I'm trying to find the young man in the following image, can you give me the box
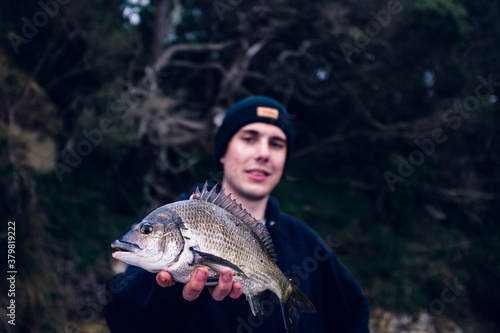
[104,96,370,332]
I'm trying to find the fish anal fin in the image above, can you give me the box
[246,292,265,316]
[189,247,246,277]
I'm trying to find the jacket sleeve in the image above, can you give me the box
[104,265,210,332]
[317,237,370,333]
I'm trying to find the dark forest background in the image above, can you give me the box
[0,0,499,332]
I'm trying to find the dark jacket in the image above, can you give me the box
[104,183,370,332]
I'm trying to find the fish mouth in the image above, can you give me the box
[111,240,141,253]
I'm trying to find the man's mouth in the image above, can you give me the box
[248,170,270,176]
[246,169,271,181]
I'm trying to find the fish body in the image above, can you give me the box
[111,183,315,332]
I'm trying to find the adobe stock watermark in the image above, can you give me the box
[340,0,404,64]
[411,276,466,319]
[53,71,169,182]
[6,221,17,326]
[384,74,499,192]
[7,0,70,54]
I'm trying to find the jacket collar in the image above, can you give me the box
[265,197,281,228]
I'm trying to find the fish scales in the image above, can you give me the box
[169,199,282,296]
[111,182,316,333]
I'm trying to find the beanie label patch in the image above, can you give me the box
[257,106,279,119]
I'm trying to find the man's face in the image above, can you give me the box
[220,122,287,201]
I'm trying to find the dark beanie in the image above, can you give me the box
[214,96,295,171]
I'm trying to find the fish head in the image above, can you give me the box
[111,207,185,272]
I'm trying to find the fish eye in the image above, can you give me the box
[140,223,153,234]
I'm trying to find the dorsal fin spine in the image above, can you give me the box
[195,186,202,197]
[212,191,226,206]
[207,186,218,202]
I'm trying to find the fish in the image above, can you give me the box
[111,182,316,332]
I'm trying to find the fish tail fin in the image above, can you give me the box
[281,283,316,333]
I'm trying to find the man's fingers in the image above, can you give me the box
[209,269,237,301]
[183,267,208,301]
[156,271,175,287]
[229,281,243,299]
[189,193,200,200]
[179,267,243,302]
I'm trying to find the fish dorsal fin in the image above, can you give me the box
[195,182,278,262]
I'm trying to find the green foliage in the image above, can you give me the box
[409,0,469,46]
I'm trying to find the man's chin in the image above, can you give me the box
[241,191,268,202]
[239,183,273,200]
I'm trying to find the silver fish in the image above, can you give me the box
[111,182,316,332]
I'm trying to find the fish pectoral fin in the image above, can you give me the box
[246,293,265,316]
[205,277,220,286]
[189,247,246,277]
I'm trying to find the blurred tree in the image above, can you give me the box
[0,0,498,332]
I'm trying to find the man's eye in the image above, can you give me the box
[243,136,255,142]
[271,141,285,149]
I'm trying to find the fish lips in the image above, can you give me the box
[111,239,141,254]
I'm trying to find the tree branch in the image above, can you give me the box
[153,40,239,73]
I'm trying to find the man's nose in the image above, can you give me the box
[255,140,270,161]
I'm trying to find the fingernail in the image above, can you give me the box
[159,277,166,283]
[196,270,207,279]
[221,273,231,281]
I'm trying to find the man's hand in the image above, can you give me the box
[155,191,243,301]
[155,268,243,301]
